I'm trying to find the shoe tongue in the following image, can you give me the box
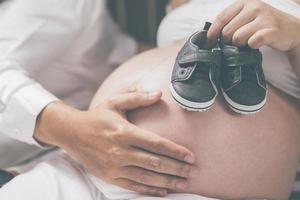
[202,37,215,50]
[192,31,215,50]
[243,65,257,82]
[194,63,210,80]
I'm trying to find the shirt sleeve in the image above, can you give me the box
[0,0,89,146]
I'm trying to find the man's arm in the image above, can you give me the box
[0,0,86,145]
[0,0,196,195]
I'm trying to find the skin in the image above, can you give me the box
[169,0,190,10]
[207,0,300,78]
[91,43,300,200]
[34,0,300,197]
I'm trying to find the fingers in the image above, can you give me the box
[248,28,275,49]
[232,19,260,46]
[208,1,244,40]
[126,124,196,164]
[208,0,283,49]
[126,148,196,178]
[112,178,168,197]
[222,7,256,42]
[108,90,162,111]
[120,166,189,191]
[120,86,138,94]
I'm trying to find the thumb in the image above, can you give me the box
[108,90,162,111]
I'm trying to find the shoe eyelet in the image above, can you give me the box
[179,70,186,75]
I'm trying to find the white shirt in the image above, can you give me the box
[0,0,136,167]
[158,0,300,101]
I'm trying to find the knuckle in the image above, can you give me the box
[112,123,130,141]
[165,177,176,189]
[216,15,228,26]
[138,171,150,183]
[232,34,243,45]
[222,27,232,38]
[147,157,162,169]
[115,123,127,135]
[257,32,268,43]
[107,146,124,163]
[151,140,164,152]
[248,40,257,49]
[129,183,146,193]
[232,34,239,43]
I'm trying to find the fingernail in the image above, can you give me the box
[176,181,188,190]
[184,155,195,164]
[147,90,161,98]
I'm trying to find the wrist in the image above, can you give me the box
[33,101,82,148]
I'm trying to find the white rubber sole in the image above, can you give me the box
[222,88,267,115]
[170,84,216,112]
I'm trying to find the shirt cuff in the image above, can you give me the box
[1,83,59,147]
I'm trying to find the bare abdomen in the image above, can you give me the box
[95,45,300,200]
[128,85,300,200]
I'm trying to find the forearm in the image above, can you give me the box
[0,0,89,145]
[33,101,82,148]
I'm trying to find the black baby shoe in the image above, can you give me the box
[170,23,220,111]
[221,44,267,114]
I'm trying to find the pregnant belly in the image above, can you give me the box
[128,86,300,200]
[94,43,300,200]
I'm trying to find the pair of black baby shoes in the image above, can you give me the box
[170,22,267,114]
